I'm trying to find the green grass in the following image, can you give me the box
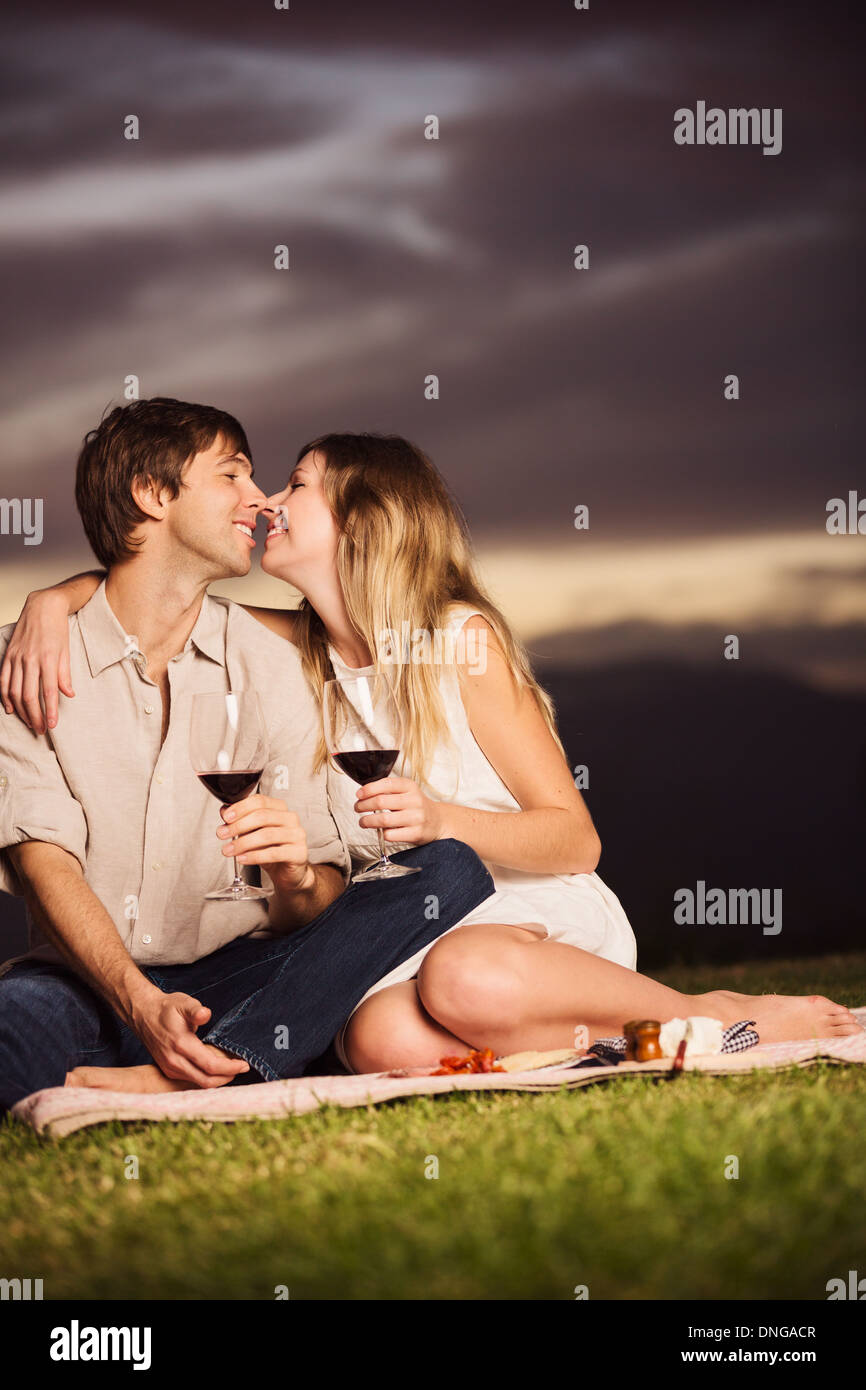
[1,952,865,1300]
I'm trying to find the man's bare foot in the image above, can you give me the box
[693,989,863,1045]
[66,1064,192,1093]
[65,1045,250,1094]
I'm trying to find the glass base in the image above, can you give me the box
[204,884,274,900]
[351,861,422,883]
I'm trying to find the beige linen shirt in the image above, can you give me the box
[0,580,350,975]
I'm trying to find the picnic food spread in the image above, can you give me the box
[432,1047,584,1075]
[432,1048,505,1075]
[623,1019,663,1062]
[659,1015,724,1056]
[496,1047,584,1072]
[430,1018,729,1077]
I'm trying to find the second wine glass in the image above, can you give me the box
[323,674,421,883]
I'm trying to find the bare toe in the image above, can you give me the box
[696,988,865,1044]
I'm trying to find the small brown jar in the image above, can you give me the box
[624,1019,663,1062]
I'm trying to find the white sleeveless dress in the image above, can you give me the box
[327,602,637,1069]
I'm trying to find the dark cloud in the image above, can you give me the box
[8,0,861,55]
[531,617,866,694]
[0,2,863,588]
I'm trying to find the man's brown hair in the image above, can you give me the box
[75,397,252,568]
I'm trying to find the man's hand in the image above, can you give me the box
[129,988,250,1087]
[217,793,312,890]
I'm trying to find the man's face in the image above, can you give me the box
[161,435,266,579]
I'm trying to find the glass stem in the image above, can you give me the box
[376,828,391,866]
[231,855,245,890]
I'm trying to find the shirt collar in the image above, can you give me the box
[78,578,227,677]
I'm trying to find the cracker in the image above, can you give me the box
[496,1047,583,1073]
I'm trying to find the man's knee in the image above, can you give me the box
[406,838,494,910]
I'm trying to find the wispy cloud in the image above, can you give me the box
[1,7,863,697]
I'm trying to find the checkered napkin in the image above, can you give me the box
[581,1019,759,1067]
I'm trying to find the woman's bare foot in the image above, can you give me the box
[694,990,863,1046]
[65,1046,249,1093]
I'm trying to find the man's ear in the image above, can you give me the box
[131,474,171,521]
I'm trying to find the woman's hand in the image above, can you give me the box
[0,588,75,733]
[354,775,447,845]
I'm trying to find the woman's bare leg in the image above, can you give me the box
[413,923,863,1054]
[344,925,716,1072]
[343,981,473,1073]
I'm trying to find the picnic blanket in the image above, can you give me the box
[12,1007,866,1137]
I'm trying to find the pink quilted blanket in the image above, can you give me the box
[10,1006,866,1137]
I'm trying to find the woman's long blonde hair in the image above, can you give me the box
[292,433,567,791]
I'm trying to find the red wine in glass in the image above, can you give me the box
[189,691,272,901]
[323,675,421,883]
[333,750,398,784]
[198,770,264,803]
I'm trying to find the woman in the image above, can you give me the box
[2,432,860,1077]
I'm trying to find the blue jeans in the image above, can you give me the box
[0,839,493,1113]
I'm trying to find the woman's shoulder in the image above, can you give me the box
[437,605,512,707]
[441,600,494,633]
[441,604,506,661]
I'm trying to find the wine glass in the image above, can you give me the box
[323,674,421,883]
[190,691,273,901]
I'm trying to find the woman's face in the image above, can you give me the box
[260,449,340,586]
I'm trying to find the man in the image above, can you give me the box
[0,398,493,1112]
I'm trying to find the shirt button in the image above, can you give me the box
[152,862,162,871]
[155,774,164,784]
[0,774,7,789]
[142,934,152,945]
[144,704,154,715]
